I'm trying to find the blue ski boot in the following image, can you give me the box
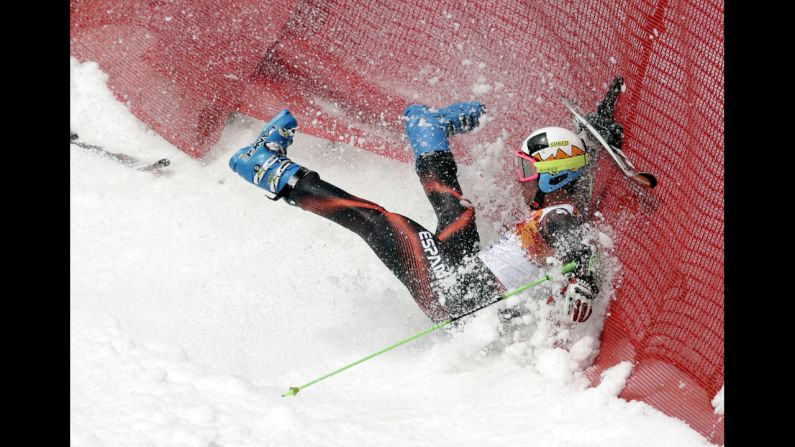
[229,109,309,201]
[404,101,486,162]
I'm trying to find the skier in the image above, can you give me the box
[228,86,624,324]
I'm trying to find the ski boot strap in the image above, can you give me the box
[265,166,312,203]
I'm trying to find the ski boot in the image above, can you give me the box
[404,102,486,162]
[229,109,309,201]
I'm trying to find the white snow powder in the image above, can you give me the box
[472,82,493,95]
[711,386,724,415]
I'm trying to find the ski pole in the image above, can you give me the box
[282,261,577,397]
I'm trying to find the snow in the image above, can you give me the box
[70,57,717,446]
[598,231,614,249]
[472,78,493,95]
[712,386,724,415]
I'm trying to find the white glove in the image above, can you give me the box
[560,277,596,323]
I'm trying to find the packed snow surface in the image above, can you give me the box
[70,58,715,446]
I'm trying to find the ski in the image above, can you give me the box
[563,99,657,189]
[70,132,171,173]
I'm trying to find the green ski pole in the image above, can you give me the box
[282,261,576,397]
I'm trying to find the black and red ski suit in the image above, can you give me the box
[284,151,501,322]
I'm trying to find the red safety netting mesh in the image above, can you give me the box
[71,0,724,443]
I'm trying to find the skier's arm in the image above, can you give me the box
[539,211,599,323]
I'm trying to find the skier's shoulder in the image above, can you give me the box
[516,202,580,237]
[509,201,585,261]
[479,202,585,260]
[532,203,578,227]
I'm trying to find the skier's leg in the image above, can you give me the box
[404,102,485,262]
[229,108,499,320]
[416,151,480,261]
[289,172,500,319]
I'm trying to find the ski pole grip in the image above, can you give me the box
[562,261,577,275]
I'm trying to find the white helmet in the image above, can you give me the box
[516,127,589,193]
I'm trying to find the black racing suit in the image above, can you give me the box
[284,151,501,322]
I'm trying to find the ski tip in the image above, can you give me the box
[282,386,300,397]
[633,173,657,188]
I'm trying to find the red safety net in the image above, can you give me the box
[71,0,724,443]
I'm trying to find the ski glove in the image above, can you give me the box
[556,245,600,323]
[560,276,596,323]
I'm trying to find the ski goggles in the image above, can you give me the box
[515,151,588,183]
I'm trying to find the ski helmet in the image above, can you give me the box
[516,127,589,193]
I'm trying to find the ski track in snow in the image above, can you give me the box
[70,58,716,446]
